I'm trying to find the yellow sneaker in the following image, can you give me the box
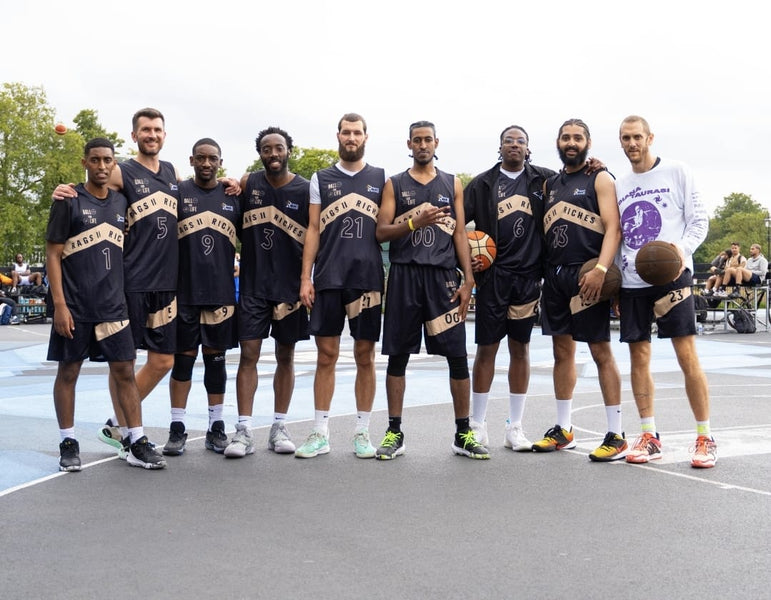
[589,432,627,462]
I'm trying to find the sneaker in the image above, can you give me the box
[713,289,728,298]
[268,421,296,454]
[625,431,662,463]
[9,315,21,325]
[162,422,187,456]
[353,428,376,459]
[702,289,713,297]
[205,420,228,453]
[589,431,628,462]
[118,436,131,460]
[727,290,740,299]
[59,438,81,472]
[690,435,717,468]
[295,430,330,458]
[532,424,576,452]
[97,419,123,451]
[224,423,255,458]
[504,420,532,452]
[452,429,490,459]
[127,436,167,469]
[375,430,405,460]
[470,420,488,446]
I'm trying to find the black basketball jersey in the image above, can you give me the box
[543,169,605,266]
[388,169,458,269]
[177,180,241,305]
[314,164,386,291]
[240,171,309,302]
[45,184,128,322]
[120,158,180,292]
[494,171,542,272]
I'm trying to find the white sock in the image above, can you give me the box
[471,392,489,424]
[208,403,224,428]
[356,411,371,431]
[171,407,186,424]
[238,415,252,429]
[314,410,329,434]
[641,417,656,434]
[556,399,573,430]
[273,412,287,422]
[606,404,623,435]
[59,428,75,442]
[508,393,526,425]
[128,426,144,444]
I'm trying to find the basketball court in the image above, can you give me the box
[1,320,770,599]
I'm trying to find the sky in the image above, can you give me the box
[3,0,769,216]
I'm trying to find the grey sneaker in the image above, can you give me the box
[59,438,81,472]
[268,421,296,454]
[224,423,255,458]
[97,419,123,451]
[127,436,167,469]
[376,430,405,460]
[162,421,187,456]
[353,428,376,459]
[205,420,228,453]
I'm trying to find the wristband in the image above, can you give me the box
[594,263,608,273]
[408,218,416,231]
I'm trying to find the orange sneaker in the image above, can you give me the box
[690,435,717,468]
[625,431,662,464]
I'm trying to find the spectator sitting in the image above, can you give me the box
[0,289,21,325]
[713,242,746,298]
[10,252,43,293]
[702,248,730,296]
[720,243,768,299]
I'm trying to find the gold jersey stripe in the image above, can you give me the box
[178,210,238,247]
[319,194,379,234]
[127,192,177,227]
[498,194,532,220]
[395,201,456,237]
[544,200,605,235]
[242,205,307,245]
[62,223,125,258]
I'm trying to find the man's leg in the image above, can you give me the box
[625,340,663,464]
[53,360,83,471]
[224,338,263,458]
[587,340,626,462]
[533,334,577,452]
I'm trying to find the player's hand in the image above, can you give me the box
[52,184,77,201]
[673,243,686,279]
[414,205,451,228]
[220,177,241,196]
[579,267,605,304]
[300,279,315,309]
[451,280,474,321]
[470,256,485,273]
[585,157,606,174]
[54,306,75,339]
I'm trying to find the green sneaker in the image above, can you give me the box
[295,430,330,458]
[375,430,405,460]
[452,429,490,459]
[353,428,376,459]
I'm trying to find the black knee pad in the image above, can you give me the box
[171,353,196,382]
[447,355,469,380]
[203,352,227,394]
[386,353,410,377]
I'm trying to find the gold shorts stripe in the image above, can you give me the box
[345,291,382,320]
[507,298,539,320]
[95,319,130,341]
[273,300,303,321]
[654,286,691,319]
[569,294,598,315]
[147,297,178,329]
[200,305,236,325]
[425,307,463,337]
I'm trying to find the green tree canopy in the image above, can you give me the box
[696,192,769,264]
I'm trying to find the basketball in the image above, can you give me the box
[467,230,497,271]
[635,240,682,286]
[54,123,67,135]
[578,258,622,301]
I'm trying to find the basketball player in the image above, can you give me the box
[534,118,625,461]
[615,115,714,468]
[375,120,487,460]
[463,125,556,453]
[223,127,310,458]
[46,138,165,471]
[295,113,386,458]
[162,138,241,456]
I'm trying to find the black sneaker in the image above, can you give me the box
[162,421,187,456]
[375,430,405,460]
[127,436,167,469]
[118,435,131,460]
[205,420,228,453]
[59,438,82,472]
[452,429,490,459]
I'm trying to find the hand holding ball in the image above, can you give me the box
[635,241,683,286]
[467,230,497,271]
[578,258,622,301]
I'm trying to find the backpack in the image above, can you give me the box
[728,308,756,334]
[693,294,708,323]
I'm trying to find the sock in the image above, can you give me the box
[238,415,252,429]
[696,420,711,437]
[455,417,470,433]
[508,393,526,425]
[208,403,224,428]
[388,416,402,433]
[171,407,186,424]
[640,417,656,434]
[356,411,371,432]
[128,426,144,444]
[606,404,623,435]
[556,399,573,430]
[107,416,118,427]
[314,410,329,435]
[120,427,129,439]
[273,412,287,422]
[471,392,488,424]
[59,428,75,442]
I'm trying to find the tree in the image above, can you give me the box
[246,146,338,180]
[696,192,768,264]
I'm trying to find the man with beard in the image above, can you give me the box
[162,138,241,456]
[374,120,486,460]
[295,114,386,458]
[533,118,625,462]
[223,127,310,458]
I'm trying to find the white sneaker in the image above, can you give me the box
[224,423,255,458]
[470,420,488,446]
[268,421,296,453]
[504,420,532,452]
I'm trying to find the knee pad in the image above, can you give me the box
[203,352,227,394]
[386,353,410,377]
[171,353,196,382]
[447,355,469,380]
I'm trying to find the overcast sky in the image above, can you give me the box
[3,0,769,216]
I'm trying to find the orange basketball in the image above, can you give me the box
[578,258,622,301]
[467,230,497,271]
[635,241,682,286]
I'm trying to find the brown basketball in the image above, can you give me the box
[635,241,682,286]
[578,258,622,301]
